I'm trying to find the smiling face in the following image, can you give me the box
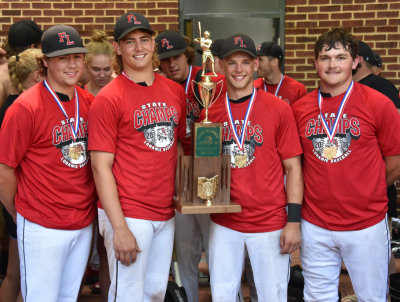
[315,43,359,96]
[86,54,113,89]
[44,53,85,95]
[222,51,258,99]
[113,29,155,74]
[159,53,190,83]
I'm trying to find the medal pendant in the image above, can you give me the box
[323,146,337,160]
[235,155,248,168]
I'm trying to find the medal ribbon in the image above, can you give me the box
[318,81,354,143]
[44,80,79,141]
[264,74,284,96]
[225,87,257,151]
[185,65,193,95]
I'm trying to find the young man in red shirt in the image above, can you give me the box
[292,28,400,301]
[254,42,307,106]
[0,24,96,302]
[206,34,303,301]
[88,13,186,301]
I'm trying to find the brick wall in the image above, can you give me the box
[0,0,179,45]
[285,0,400,91]
[1,0,399,92]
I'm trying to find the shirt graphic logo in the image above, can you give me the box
[234,37,247,48]
[305,113,361,163]
[134,102,179,152]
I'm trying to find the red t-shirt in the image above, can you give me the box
[181,66,226,154]
[0,82,96,230]
[205,89,303,233]
[254,75,307,106]
[88,73,186,221]
[292,82,400,231]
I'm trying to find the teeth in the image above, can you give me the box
[135,55,145,59]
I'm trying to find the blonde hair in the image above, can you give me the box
[86,30,113,64]
[8,48,42,93]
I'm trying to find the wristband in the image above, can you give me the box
[287,203,301,222]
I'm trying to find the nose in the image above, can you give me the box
[67,56,77,67]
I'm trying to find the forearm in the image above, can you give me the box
[91,153,127,231]
[0,164,17,220]
[385,155,400,186]
[284,156,303,206]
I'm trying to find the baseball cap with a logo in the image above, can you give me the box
[114,12,155,41]
[220,34,257,59]
[256,41,283,60]
[41,25,88,58]
[155,31,186,60]
[8,20,42,49]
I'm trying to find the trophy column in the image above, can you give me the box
[175,24,241,215]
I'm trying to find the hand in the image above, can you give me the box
[113,226,142,266]
[280,222,301,254]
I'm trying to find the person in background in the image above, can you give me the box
[0,47,43,302]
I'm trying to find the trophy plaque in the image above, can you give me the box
[175,23,241,215]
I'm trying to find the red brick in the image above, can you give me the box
[354,12,375,18]
[296,36,317,43]
[157,2,178,8]
[32,3,51,9]
[342,20,364,27]
[94,3,115,9]
[3,10,21,16]
[137,2,156,9]
[65,10,84,16]
[390,3,400,10]
[85,10,105,15]
[318,21,340,27]
[285,58,307,65]
[75,17,95,23]
[169,9,178,15]
[330,13,352,19]
[116,3,135,9]
[389,19,400,26]
[54,17,74,23]
[308,13,330,20]
[285,44,306,50]
[308,0,329,4]
[377,11,399,18]
[11,3,30,9]
[43,10,62,16]
[352,26,375,33]
[332,0,354,3]
[286,0,307,4]
[286,14,307,20]
[0,3,10,9]
[297,6,318,12]
[54,3,73,9]
[365,4,389,10]
[388,34,400,40]
[285,28,307,35]
[319,5,341,12]
[296,65,315,72]
[376,42,398,49]
[74,3,94,9]
[363,35,387,41]
[21,10,38,16]
[377,26,398,32]
[95,17,115,23]
[157,16,178,23]
[296,21,318,27]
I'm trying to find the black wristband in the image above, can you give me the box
[287,203,301,222]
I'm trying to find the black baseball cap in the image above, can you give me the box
[256,41,283,60]
[220,34,257,59]
[114,12,154,41]
[155,31,186,60]
[210,39,224,57]
[8,20,42,48]
[41,25,88,58]
[358,41,374,64]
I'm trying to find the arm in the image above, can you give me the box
[91,150,141,266]
[385,154,400,186]
[280,155,303,254]
[0,163,17,221]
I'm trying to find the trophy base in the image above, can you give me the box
[175,200,241,214]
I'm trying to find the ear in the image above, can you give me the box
[42,57,48,68]
[32,71,42,83]
[113,41,121,56]
[352,56,360,70]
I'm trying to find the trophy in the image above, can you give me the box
[175,23,241,214]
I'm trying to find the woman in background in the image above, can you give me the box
[0,47,44,302]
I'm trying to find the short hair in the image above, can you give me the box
[314,28,358,60]
[85,30,113,64]
[8,48,42,93]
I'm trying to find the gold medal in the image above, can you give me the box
[323,146,337,160]
[69,144,82,160]
[235,155,248,168]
